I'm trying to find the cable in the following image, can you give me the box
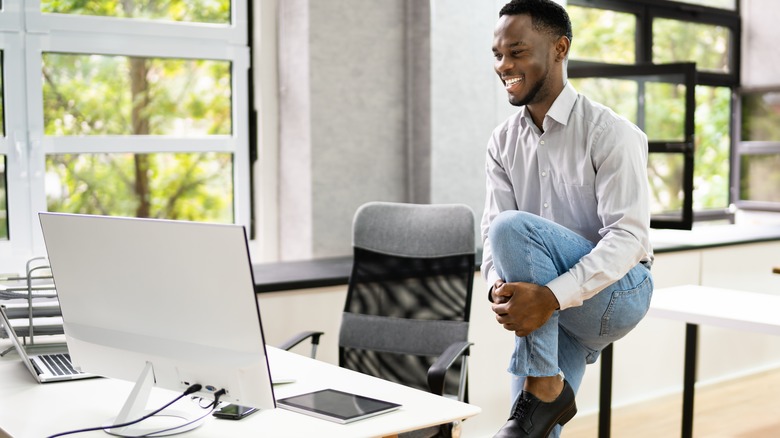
[46,384,203,438]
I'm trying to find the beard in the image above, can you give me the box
[508,75,546,107]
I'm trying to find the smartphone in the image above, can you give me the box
[213,404,259,420]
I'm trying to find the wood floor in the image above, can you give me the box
[562,368,780,437]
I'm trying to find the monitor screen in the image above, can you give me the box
[39,213,276,435]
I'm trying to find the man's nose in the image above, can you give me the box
[495,57,513,74]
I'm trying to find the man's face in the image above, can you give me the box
[492,14,557,108]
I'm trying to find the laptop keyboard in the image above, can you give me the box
[40,353,82,376]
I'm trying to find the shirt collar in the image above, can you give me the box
[518,81,578,129]
[546,81,577,127]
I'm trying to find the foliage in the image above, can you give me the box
[41,0,230,23]
[40,0,234,222]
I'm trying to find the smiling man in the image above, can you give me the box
[481,1,655,437]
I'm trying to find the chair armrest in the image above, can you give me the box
[277,331,325,358]
[427,341,473,397]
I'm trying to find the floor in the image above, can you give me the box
[563,368,780,437]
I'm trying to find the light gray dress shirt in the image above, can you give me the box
[481,82,654,310]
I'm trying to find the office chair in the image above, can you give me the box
[286,201,476,437]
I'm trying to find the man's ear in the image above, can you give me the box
[554,35,570,62]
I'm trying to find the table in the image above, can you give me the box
[598,285,780,438]
[0,345,480,437]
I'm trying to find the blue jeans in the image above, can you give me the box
[489,211,653,437]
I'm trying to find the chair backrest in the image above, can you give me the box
[339,201,475,397]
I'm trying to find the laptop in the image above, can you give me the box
[0,304,96,383]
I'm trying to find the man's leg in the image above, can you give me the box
[489,211,597,381]
[488,211,653,437]
[489,211,594,437]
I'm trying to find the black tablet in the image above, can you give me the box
[277,388,402,424]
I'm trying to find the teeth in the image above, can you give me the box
[505,77,523,86]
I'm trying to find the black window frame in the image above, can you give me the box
[568,0,741,227]
[569,62,697,230]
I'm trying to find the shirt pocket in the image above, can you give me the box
[557,182,598,231]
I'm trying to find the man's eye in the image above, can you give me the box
[494,53,503,61]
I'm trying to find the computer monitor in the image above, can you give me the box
[38,212,276,436]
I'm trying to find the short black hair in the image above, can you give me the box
[499,0,573,42]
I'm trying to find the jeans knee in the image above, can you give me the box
[489,210,534,243]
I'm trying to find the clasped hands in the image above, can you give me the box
[491,280,560,337]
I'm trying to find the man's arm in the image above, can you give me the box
[546,120,652,310]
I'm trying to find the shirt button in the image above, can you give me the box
[541,171,547,177]
[540,140,545,145]
[543,202,549,208]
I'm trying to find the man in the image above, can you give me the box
[481,1,654,437]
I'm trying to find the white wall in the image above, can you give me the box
[741,0,780,88]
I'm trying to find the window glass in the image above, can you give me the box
[41,0,230,24]
[740,154,780,202]
[1,52,5,240]
[46,152,233,222]
[653,18,730,73]
[571,76,688,143]
[649,153,685,220]
[569,77,638,124]
[673,0,737,10]
[0,156,6,240]
[43,53,231,136]
[645,82,686,142]
[571,73,692,225]
[568,5,636,64]
[694,86,730,209]
[741,90,780,142]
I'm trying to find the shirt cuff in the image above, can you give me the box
[546,272,583,310]
[485,269,501,302]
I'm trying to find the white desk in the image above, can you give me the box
[0,345,480,437]
[598,285,780,438]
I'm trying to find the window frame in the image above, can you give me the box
[569,62,697,230]
[734,86,780,212]
[568,0,741,226]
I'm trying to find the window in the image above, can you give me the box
[570,64,696,229]
[736,89,780,209]
[568,0,740,227]
[0,0,250,259]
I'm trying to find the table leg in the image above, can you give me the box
[682,323,698,438]
[598,342,613,438]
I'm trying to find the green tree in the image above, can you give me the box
[42,0,234,222]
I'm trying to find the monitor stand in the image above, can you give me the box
[103,361,205,436]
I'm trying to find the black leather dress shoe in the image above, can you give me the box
[493,379,577,438]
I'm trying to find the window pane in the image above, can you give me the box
[571,76,688,143]
[653,18,731,73]
[569,78,638,124]
[741,90,780,142]
[43,53,232,136]
[0,156,6,240]
[673,0,736,10]
[649,153,685,220]
[568,5,636,64]
[694,86,730,209]
[46,152,234,222]
[645,82,686,142]
[740,154,780,202]
[41,0,231,24]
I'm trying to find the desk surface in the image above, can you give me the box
[0,345,480,438]
[647,285,780,336]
